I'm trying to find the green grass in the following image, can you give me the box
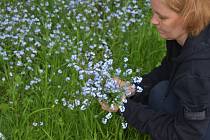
[0,1,165,140]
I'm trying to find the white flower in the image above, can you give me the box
[105,113,112,119]
[39,69,44,73]
[126,69,132,75]
[136,68,141,73]
[123,57,128,63]
[65,77,71,81]
[122,98,127,103]
[2,77,5,81]
[110,104,116,110]
[102,118,108,124]
[74,99,80,106]
[68,104,75,110]
[58,69,62,74]
[62,99,67,106]
[79,75,84,80]
[16,61,23,66]
[39,122,44,126]
[133,76,142,83]
[32,122,38,127]
[25,85,30,90]
[54,99,59,105]
[9,72,13,77]
[115,68,121,76]
[80,105,86,110]
[0,132,5,140]
[121,122,128,129]
[136,86,143,93]
[119,105,125,112]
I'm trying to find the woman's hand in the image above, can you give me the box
[99,77,135,112]
[113,77,136,97]
[99,101,119,112]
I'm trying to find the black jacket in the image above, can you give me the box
[123,24,210,140]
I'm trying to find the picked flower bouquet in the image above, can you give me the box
[74,44,144,128]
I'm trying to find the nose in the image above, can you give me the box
[151,14,160,25]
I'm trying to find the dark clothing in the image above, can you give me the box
[148,81,210,140]
[148,81,180,114]
[123,24,210,140]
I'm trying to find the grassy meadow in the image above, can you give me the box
[0,0,165,140]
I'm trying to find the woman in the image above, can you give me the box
[101,0,210,139]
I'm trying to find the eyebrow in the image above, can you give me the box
[153,10,162,16]
[153,9,167,18]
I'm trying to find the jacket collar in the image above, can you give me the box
[173,23,210,63]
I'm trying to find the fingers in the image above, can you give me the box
[126,85,136,96]
[100,102,108,110]
[100,101,109,111]
[113,77,126,88]
[113,77,121,86]
[113,77,136,97]
[99,101,118,112]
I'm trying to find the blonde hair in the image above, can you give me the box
[161,0,210,36]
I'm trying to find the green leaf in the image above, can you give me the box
[0,103,9,112]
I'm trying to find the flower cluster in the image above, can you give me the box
[0,132,5,140]
[0,0,148,129]
[32,121,44,127]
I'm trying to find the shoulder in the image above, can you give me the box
[187,23,210,49]
[179,24,210,64]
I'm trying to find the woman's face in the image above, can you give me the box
[150,0,188,44]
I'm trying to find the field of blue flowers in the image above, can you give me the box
[0,0,165,139]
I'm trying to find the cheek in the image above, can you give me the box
[172,21,186,36]
[159,24,174,36]
[158,23,177,39]
[162,20,184,33]
[170,17,185,31]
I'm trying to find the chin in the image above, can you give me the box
[159,34,168,39]
[159,33,172,40]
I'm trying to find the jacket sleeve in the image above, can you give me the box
[130,41,175,103]
[139,40,177,94]
[123,74,210,140]
[141,55,170,92]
